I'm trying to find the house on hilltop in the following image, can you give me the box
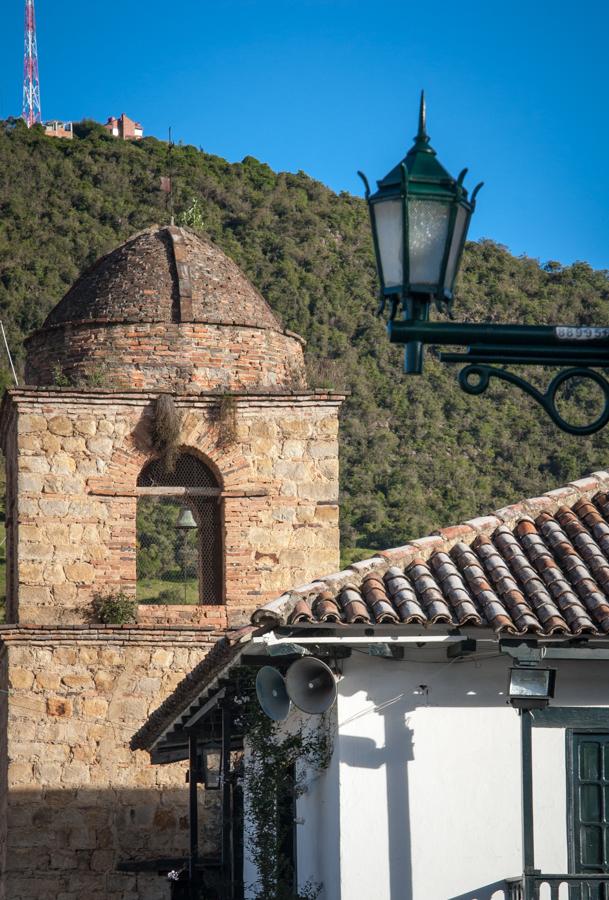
[0,225,343,899]
[44,120,73,140]
[104,113,144,140]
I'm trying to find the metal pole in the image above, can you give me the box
[168,126,175,226]
[521,709,535,892]
[188,733,199,900]
[183,530,187,604]
[221,705,233,899]
[403,294,430,375]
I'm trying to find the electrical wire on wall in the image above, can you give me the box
[339,648,505,729]
[0,321,19,386]
[0,688,152,742]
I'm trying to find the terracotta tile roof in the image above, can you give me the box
[252,472,609,637]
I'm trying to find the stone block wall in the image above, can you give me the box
[2,627,220,900]
[0,649,7,900]
[0,388,342,626]
[3,399,18,625]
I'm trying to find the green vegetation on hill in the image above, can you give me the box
[1,117,609,564]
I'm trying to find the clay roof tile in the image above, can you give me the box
[253,480,609,637]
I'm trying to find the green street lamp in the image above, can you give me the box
[358,94,482,334]
[359,93,609,436]
[359,92,482,374]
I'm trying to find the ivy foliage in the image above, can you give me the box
[234,670,331,900]
[2,119,609,559]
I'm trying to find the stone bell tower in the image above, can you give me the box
[0,226,342,899]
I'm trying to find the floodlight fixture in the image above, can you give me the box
[508,666,556,710]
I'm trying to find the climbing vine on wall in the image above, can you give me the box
[234,670,334,900]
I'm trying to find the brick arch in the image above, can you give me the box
[136,451,221,491]
[95,409,249,495]
[171,445,225,491]
[178,420,253,491]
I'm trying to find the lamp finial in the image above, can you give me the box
[416,90,429,143]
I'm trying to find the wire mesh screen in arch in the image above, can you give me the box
[136,454,222,605]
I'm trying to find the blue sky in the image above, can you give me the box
[2,0,609,270]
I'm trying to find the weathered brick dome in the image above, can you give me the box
[25,226,307,393]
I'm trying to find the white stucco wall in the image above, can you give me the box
[281,650,609,900]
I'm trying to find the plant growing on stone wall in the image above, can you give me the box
[178,197,205,231]
[216,394,238,447]
[234,669,332,900]
[150,394,182,473]
[76,366,110,389]
[91,590,137,625]
[51,363,71,387]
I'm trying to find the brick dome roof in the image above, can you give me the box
[25,226,307,394]
[44,226,281,331]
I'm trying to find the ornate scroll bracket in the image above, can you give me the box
[458,364,609,436]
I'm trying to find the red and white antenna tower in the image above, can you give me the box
[22,0,42,127]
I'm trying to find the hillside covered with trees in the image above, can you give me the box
[2,117,609,563]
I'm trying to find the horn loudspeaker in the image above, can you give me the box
[285,657,337,715]
[255,666,291,721]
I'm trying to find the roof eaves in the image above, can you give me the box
[130,624,263,752]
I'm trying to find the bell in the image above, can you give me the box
[176,507,197,529]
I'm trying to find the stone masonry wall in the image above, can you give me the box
[2,628,220,900]
[25,323,307,394]
[0,649,8,900]
[0,388,342,626]
[3,399,18,625]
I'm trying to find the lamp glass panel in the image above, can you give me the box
[509,668,551,699]
[443,205,469,292]
[408,199,450,286]
[203,747,221,790]
[373,198,403,290]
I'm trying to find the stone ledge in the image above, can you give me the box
[5,387,346,403]
[0,624,231,646]
[25,316,307,343]
[137,603,228,627]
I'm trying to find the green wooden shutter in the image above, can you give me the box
[572,733,609,882]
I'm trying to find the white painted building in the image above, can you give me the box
[133,472,609,899]
[272,647,609,900]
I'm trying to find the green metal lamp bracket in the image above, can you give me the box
[388,319,609,435]
[458,364,609,436]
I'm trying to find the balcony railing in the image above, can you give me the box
[506,874,609,900]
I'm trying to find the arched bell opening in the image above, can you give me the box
[136,452,223,605]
